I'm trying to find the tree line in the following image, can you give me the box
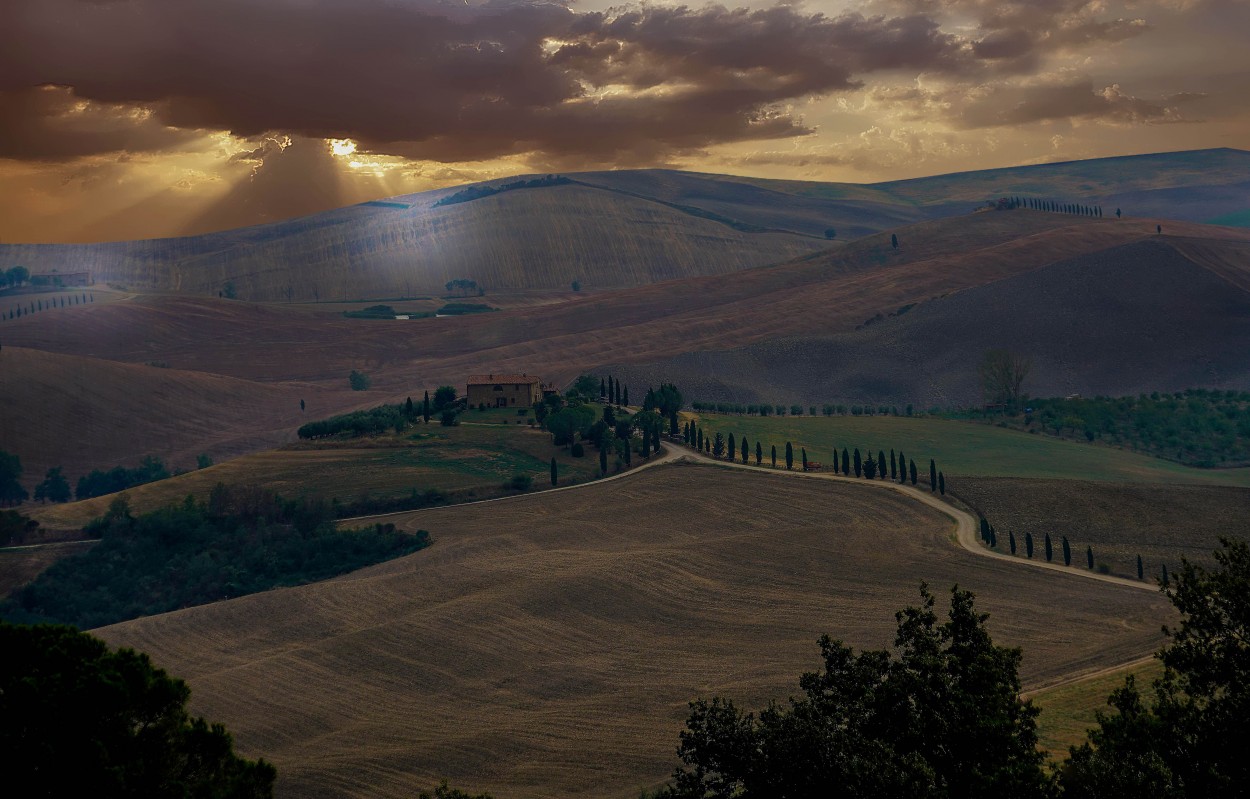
[995,196,1114,218]
[298,388,456,439]
[683,422,946,495]
[976,515,1170,584]
[649,537,1250,798]
[0,485,430,629]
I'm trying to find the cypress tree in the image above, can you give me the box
[1062,536,1072,566]
[741,437,749,464]
[1009,531,1017,555]
[897,450,905,483]
[909,459,917,485]
[980,518,990,544]
[938,472,945,495]
[607,376,614,402]
[771,445,777,468]
[623,385,629,406]
[863,454,877,479]
[831,448,839,474]
[929,459,937,491]
[1161,563,1168,586]
[599,444,608,475]
[988,526,997,548]
[853,448,862,477]
[550,457,558,486]
[615,381,622,405]
[600,377,606,398]
[889,449,897,480]
[704,438,709,454]
[653,426,661,454]
[405,396,414,417]
[642,430,651,458]
[423,391,431,422]
[1044,533,1053,562]
[697,428,703,451]
[785,442,794,470]
[1086,545,1094,569]
[728,433,736,461]
[755,441,762,465]
[842,448,850,475]
[801,448,808,471]
[878,450,887,480]
[300,399,305,412]
[1137,554,1143,580]
[891,233,899,249]
[1025,532,1034,558]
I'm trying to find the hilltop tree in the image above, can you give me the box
[1062,536,1072,566]
[979,349,1032,411]
[659,585,1051,799]
[771,444,777,469]
[0,623,276,797]
[1044,533,1053,562]
[755,441,762,466]
[909,459,918,486]
[34,467,72,504]
[1025,532,1034,558]
[891,233,899,249]
[824,227,837,239]
[785,442,794,470]
[0,450,27,507]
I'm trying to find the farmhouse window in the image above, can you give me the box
[493,385,503,391]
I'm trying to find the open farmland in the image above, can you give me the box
[954,477,1250,576]
[97,463,1172,799]
[1030,657,1165,759]
[687,413,1250,486]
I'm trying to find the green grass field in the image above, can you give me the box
[689,413,1250,486]
[29,423,606,530]
[1031,659,1164,759]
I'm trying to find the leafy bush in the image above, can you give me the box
[509,475,532,491]
[349,369,371,391]
[298,403,411,439]
[1,486,429,629]
[436,302,494,316]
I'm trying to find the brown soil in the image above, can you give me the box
[97,464,1172,799]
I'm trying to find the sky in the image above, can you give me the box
[1,0,1247,243]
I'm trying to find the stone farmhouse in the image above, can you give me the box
[466,373,556,408]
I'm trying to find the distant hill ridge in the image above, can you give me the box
[0,149,1246,302]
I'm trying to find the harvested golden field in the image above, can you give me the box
[1031,657,1164,759]
[98,464,1171,799]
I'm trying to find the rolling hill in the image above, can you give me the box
[1,149,1246,304]
[607,232,1250,407]
[95,464,1171,799]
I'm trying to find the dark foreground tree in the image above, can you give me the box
[1061,538,1250,798]
[657,585,1051,799]
[0,622,275,797]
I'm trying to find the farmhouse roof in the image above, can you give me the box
[467,373,541,385]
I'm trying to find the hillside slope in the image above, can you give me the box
[96,465,1170,799]
[0,346,361,484]
[606,235,1250,407]
[2,149,1246,304]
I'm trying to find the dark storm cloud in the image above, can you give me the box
[0,86,197,160]
[0,0,994,165]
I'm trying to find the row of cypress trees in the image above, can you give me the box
[3,292,94,320]
[979,519,1169,582]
